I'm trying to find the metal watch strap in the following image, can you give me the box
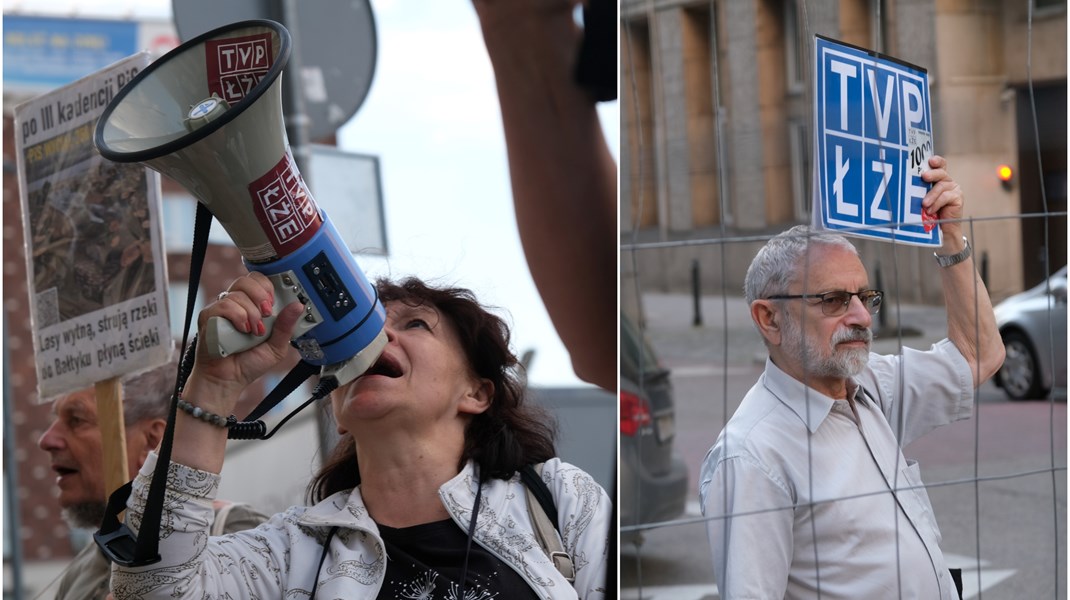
[934,236,972,268]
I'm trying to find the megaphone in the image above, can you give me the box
[95,19,386,386]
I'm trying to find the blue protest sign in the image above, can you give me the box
[813,35,940,247]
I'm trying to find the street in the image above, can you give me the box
[622,293,1067,599]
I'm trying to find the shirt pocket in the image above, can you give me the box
[899,459,942,543]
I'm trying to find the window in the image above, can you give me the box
[785,0,807,93]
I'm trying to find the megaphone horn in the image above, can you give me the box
[96,20,386,385]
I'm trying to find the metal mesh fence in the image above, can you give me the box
[619,1,1066,598]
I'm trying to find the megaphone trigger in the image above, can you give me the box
[204,314,272,358]
[203,270,322,359]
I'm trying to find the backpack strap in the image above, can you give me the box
[520,463,575,582]
[209,502,236,537]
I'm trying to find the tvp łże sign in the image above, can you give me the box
[813,36,940,247]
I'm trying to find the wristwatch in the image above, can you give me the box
[934,236,972,267]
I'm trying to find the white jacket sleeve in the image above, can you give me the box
[111,452,297,599]
[544,458,612,600]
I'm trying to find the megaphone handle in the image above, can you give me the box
[202,270,321,359]
[204,314,276,358]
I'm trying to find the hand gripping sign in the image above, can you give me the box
[812,35,941,247]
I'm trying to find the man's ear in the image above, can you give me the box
[459,378,494,416]
[143,418,166,451]
[751,300,783,346]
[126,418,166,475]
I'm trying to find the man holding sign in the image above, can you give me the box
[699,156,1004,599]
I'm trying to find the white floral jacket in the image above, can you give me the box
[111,453,610,599]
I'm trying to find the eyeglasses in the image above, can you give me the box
[765,290,884,316]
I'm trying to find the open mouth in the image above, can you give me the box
[52,465,78,477]
[363,353,403,379]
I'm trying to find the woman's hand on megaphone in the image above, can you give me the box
[190,272,305,406]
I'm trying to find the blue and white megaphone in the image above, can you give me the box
[95,19,386,386]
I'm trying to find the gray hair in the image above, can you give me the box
[120,353,179,425]
[743,225,859,304]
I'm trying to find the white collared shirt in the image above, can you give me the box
[699,339,973,599]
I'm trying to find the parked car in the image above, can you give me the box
[993,266,1067,400]
[620,313,688,540]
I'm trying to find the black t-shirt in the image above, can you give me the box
[377,518,539,599]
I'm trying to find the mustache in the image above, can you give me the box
[832,326,872,345]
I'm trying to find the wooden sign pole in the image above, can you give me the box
[94,377,129,495]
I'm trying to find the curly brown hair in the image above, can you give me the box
[307,277,558,503]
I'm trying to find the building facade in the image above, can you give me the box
[621,0,1066,321]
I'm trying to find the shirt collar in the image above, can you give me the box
[846,379,870,406]
[763,357,862,433]
[299,487,375,529]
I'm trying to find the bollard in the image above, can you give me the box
[692,259,703,327]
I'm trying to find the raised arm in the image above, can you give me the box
[923,155,1006,387]
[473,0,617,391]
[113,272,304,599]
[171,272,305,473]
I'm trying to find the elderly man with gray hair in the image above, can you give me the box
[699,156,1005,599]
[38,356,267,600]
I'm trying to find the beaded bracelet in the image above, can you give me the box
[176,397,235,428]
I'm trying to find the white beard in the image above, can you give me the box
[782,317,872,379]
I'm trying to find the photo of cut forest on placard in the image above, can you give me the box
[27,158,156,326]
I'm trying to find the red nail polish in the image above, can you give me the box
[257,321,266,336]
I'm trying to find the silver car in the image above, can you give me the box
[994,266,1067,399]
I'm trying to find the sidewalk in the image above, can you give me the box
[637,292,952,368]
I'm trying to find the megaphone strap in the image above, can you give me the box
[228,375,338,441]
[226,359,327,441]
[94,202,215,566]
[242,359,321,422]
